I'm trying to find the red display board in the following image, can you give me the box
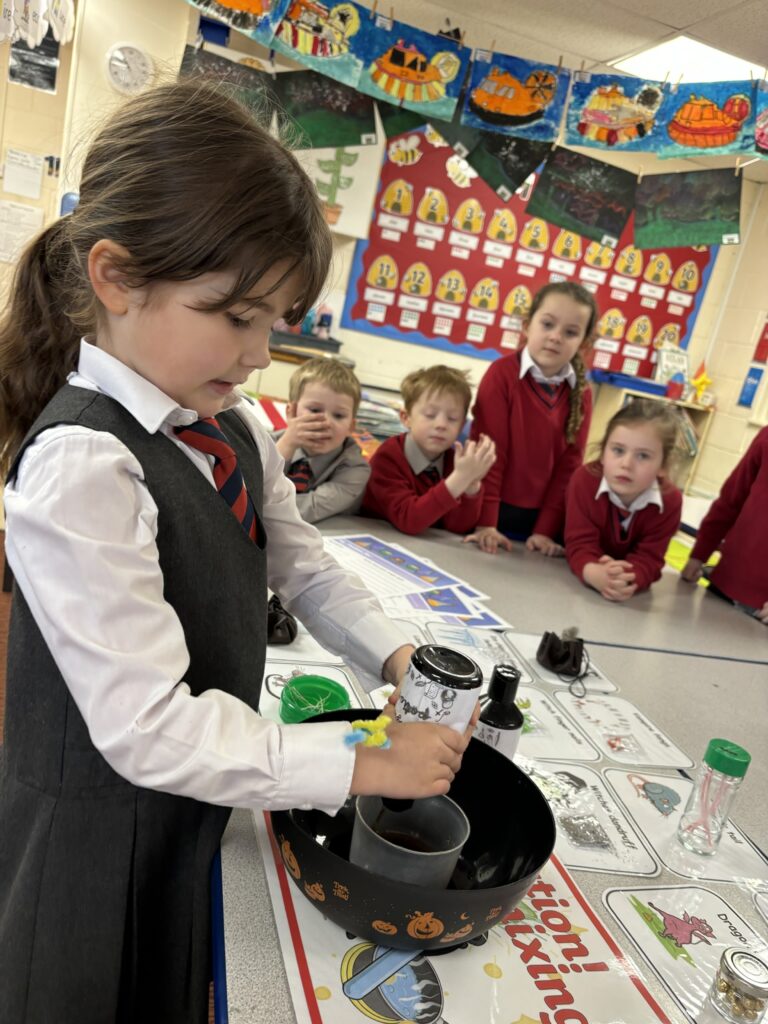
[342,126,714,379]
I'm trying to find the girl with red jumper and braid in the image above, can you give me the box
[465,282,598,556]
[565,400,682,601]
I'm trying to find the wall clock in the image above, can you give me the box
[105,43,155,96]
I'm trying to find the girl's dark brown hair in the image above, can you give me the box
[527,281,599,444]
[0,79,332,477]
[598,397,682,470]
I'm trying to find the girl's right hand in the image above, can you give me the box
[681,557,704,583]
[462,525,513,554]
[350,720,470,799]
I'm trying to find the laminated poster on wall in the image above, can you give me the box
[552,691,695,769]
[256,810,673,1024]
[516,756,660,876]
[342,123,714,377]
[8,25,59,92]
[604,884,768,1023]
[604,767,768,888]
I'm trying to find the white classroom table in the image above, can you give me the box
[219,518,767,1024]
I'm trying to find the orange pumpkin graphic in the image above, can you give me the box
[281,839,301,880]
[371,919,398,935]
[407,910,445,940]
[304,881,326,902]
[439,922,474,942]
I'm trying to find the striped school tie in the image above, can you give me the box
[174,417,261,543]
[287,457,313,493]
[420,465,441,486]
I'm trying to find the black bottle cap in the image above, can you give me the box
[488,663,521,704]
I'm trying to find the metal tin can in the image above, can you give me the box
[709,948,768,1023]
[394,645,483,734]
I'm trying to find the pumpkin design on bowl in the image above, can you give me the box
[406,910,445,940]
[486,905,503,921]
[304,880,326,902]
[439,922,474,943]
[668,93,751,149]
[280,838,301,880]
[371,919,398,936]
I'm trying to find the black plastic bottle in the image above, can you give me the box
[476,663,524,762]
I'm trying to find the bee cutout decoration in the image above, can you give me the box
[469,277,500,311]
[436,270,467,304]
[388,134,423,166]
[615,245,643,277]
[597,308,627,339]
[487,208,517,243]
[453,198,485,234]
[519,217,550,250]
[626,315,652,346]
[445,154,477,189]
[672,259,699,292]
[503,285,532,317]
[380,178,414,216]
[416,187,449,224]
[584,241,615,268]
[401,262,433,297]
[366,254,399,290]
[643,253,672,286]
[553,230,582,261]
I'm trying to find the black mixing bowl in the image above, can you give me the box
[270,709,556,951]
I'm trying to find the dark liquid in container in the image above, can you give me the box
[376,829,434,853]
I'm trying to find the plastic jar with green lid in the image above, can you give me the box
[278,675,351,724]
[677,738,751,856]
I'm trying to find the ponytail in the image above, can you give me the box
[0,218,86,478]
[566,351,588,445]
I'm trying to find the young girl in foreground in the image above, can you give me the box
[0,82,470,1024]
[466,282,597,556]
[565,400,683,601]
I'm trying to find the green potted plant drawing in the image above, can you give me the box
[314,148,358,225]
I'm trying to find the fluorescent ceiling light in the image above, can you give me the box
[612,36,766,83]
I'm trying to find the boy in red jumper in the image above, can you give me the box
[682,426,768,623]
[565,400,682,601]
[466,282,597,557]
[362,366,496,536]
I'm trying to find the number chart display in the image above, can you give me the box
[342,125,715,378]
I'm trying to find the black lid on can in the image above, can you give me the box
[411,645,483,689]
[488,663,522,704]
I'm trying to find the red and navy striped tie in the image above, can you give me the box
[174,417,260,543]
[420,465,441,486]
[287,457,313,493]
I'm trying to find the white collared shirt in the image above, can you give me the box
[403,432,445,477]
[596,475,664,531]
[519,346,576,389]
[4,340,412,815]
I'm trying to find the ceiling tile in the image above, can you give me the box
[685,0,768,67]
[600,0,749,32]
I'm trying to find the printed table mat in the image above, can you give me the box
[604,884,768,1023]
[517,686,602,762]
[552,692,694,769]
[255,810,674,1024]
[605,768,768,888]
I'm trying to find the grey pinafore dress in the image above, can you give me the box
[0,386,268,1023]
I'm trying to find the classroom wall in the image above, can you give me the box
[0,0,765,505]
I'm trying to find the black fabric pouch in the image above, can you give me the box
[536,631,585,678]
[267,594,298,645]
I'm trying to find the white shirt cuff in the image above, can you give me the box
[274,721,356,815]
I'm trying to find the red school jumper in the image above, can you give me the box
[689,426,768,608]
[470,349,592,538]
[362,433,483,536]
[565,464,683,591]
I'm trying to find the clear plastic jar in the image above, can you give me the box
[708,947,768,1023]
[677,739,751,856]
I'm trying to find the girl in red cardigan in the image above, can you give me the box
[466,282,598,556]
[565,400,682,601]
[681,426,768,623]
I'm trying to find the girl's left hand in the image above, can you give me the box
[526,533,563,557]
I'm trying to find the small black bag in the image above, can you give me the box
[267,594,298,645]
[536,631,585,678]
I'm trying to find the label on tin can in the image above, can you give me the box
[394,645,482,734]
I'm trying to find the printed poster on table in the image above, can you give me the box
[518,757,659,876]
[516,686,601,762]
[552,692,694,768]
[605,768,768,888]
[564,73,669,152]
[605,884,768,1023]
[256,810,673,1024]
[342,124,714,376]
